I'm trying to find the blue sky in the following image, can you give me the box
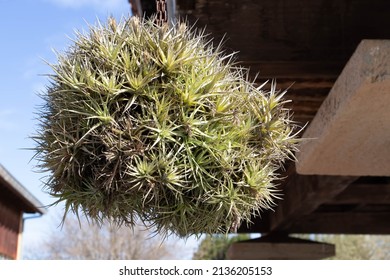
[0,0,199,258]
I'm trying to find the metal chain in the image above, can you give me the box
[156,0,168,26]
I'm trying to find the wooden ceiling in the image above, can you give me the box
[176,0,390,126]
[133,0,390,237]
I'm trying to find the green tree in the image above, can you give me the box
[193,234,250,260]
[311,234,390,260]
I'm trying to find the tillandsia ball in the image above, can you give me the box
[33,16,300,237]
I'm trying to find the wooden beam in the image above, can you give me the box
[237,214,270,234]
[331,183,390,204]
[288,212,390,234]
[296,40,390,176]
[240,61,342,80]
[227,235,335,260]
[268,169,357,232]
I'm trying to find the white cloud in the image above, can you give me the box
[44,0,129,13]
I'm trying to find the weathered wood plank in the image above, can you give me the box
[331,183,390,204]
[181,0,390,63]
[227,235,335,260]
[289,212,390,234]
[296,40,390,176]
[241,61,342,80]
[268,169,357,232]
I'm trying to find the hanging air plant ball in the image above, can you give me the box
[34,16,300,237]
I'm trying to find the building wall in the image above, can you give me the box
[0,200,22,259]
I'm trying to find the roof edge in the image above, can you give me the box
[0,164,47,215]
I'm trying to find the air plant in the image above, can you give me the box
[33,16,300,237]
